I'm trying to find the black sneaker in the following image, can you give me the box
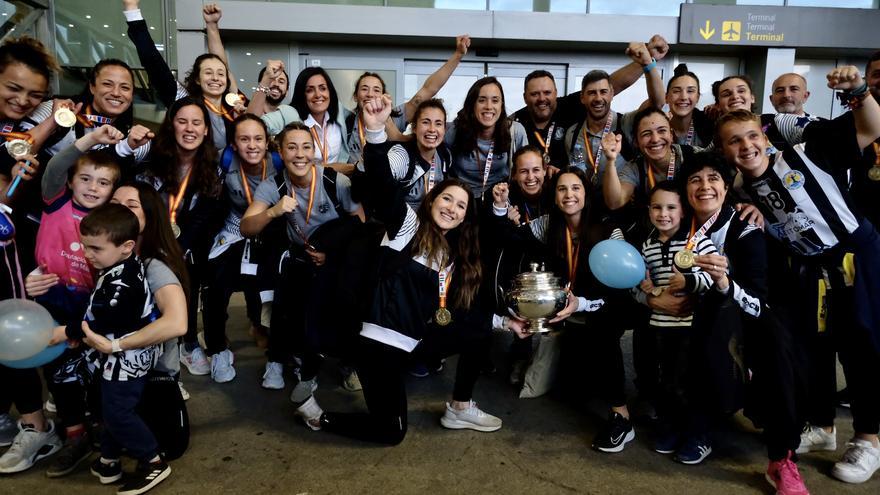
[837,387,851,409]
[46,433,93,477]
[90,457,122,484]
[592,412,635,453]
[117,460,171,495]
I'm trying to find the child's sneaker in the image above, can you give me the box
[674,435,712,465]
[0,420,62,473]
[90,457,123,484]
[46,431,93,477]
[766,451,809,495]
[117,459,171,495]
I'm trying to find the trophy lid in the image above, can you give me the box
[512,262,561,290]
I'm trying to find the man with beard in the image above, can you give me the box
[769,73,811,117]
[246,60,289,117]
[513,35,669,168]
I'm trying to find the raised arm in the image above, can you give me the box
[42,125,124,200]
[828,65,880,149]
[599,133,634,210]
[202,3,239,95]
[404,35,470,122]
[610,34,669,95]
[625,42,665,111]
[123,0,183,107]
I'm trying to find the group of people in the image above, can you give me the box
[0,2,878,495]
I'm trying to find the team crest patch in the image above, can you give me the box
[782,170,805,190]
[319,203,331,214]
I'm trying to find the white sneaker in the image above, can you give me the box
[440,401,502,432]
[832,438,880,484]
[0,420,62,473]
[180,344,210,376]
[262,362,285,390]
[177,380,191,401]
[796,425,837,454]
[295,396,323,431]
[44,395,56,414]
[290,378,318,404]
[210,349,236,383]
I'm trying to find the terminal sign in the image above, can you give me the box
[679,4,880,48]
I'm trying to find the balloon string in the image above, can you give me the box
[11,239,24,298]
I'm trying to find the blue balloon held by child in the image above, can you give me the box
[588,239,646,289]
[0,342,68,369]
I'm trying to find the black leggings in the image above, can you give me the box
[322,321,492,445]
[202,242,264,356]
[0,365,43,416]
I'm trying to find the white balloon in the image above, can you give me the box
[0,299,54,361]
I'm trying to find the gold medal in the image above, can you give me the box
[869,167,880,182]
[7,139,31,158]
[674,249,695,270]
[543,153,551,165]
[171,222,181,238]
[435,307,452,326]
[54,108,76,128]
[224,93,241,107]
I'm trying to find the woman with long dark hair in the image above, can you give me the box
[447,77,528,200]
[303,96,530,444]
[137,97,222,378]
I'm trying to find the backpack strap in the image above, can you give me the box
[219,145,236,174]
[274,170,288,197]
[321,167,346,218]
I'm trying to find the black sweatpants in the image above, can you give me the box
[0,365,43,416]
[202,242,264,356]
[322,319,492,445]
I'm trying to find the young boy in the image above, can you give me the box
[718,64,880,488]
[76,203,171,495]
[633,181,717,465]
[33,124,126,477]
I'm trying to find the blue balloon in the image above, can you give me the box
[588,239,646,289]
[0,342,68,369]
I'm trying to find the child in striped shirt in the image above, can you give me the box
[633,180,717,464]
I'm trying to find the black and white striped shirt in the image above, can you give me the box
[737,140,863,256]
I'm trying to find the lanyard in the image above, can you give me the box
[533,122,555,161]
[873,143,880,168]
[646,150,677,190]
[476,142,495,199]
[239,158,267,205]
[582,114,613,179]
[356,116,366,147]
[684,210,720,251]
[203,97,233,122]
[565,227,580,289]
[310,125,330,163]
[0,131,32,142]
[169,167,193,225]
[288,166,318,243]
[424,154,437,193]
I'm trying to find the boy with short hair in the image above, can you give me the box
[634,181,717,464]
[77,203,171,495]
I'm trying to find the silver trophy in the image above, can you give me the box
[506,263,568,333]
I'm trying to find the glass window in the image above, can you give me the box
[53,0,168,69]
[325,68,397,112]
[405,61,484,118]
[589,0,683,16]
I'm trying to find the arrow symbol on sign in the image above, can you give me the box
[700,20,715,40]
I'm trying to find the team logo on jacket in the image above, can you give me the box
[782,170,805,190]
[319,202,331,214]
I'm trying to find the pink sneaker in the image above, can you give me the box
[765,451,810,495]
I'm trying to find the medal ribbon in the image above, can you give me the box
[75,105,114,128]
[203,97,234,122]
[438,264,454,311]
[565,227,580,288]
[684,120,695,146]
[0,131,33,143]
[239,158,267,205]
[288,166,319,243]
[645,151,676,191]
[357,116,366,147]
[424,154,437,193]
[582,114,613,180]
[684,209,720,251]
[169,167,193,226]
[873,143,880,170]
[533,122,555,159]
[477,142,495,199]
[310,125,330,163]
